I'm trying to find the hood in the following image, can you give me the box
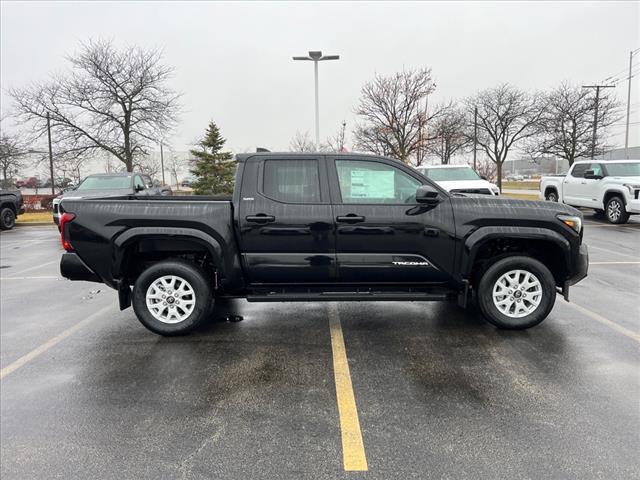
[451,194,582,227]
[436,179,499,192]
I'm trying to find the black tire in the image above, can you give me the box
[545,190,558,202]
[604,196,629,224]
[132,259,212,336]
[0,208,16,230]
[476,256,556,330]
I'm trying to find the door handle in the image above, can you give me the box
[246,214,275,224]
[581,181,587,184]
[336,214,365,223]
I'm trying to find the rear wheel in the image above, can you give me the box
[0,208,16,230]
[132,259,212,336]
[476,256,556,329]
[545,190,558,202]
[605,196,629,224]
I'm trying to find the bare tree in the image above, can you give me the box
[132,154,161,178]
[465,84,544,190]
[167,152,187,188]
[324,121,348,152]
[289,130,315,152]
[527,82,620,166]
[426,103,470,164]
[0,126,28,187]
[472,157,498,183]
[353,68,440,163]
[10,39,181,172]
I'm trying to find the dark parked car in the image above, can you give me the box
[53,172,165,225]
[0,189,25,230]
[59,152,588,336]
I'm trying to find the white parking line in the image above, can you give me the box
[589,261,640,265]
[1,276,60,280]
[0,304,114,380]
[561,299,640,344]
[8,259,59,277]
[588,245,639,260]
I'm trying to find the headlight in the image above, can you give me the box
[623,183,640,195]
[557,214,582,234]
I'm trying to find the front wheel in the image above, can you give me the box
[605,196,630,224]
[132,259,212,336]
[476,256,556,329]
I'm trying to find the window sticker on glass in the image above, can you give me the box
[350,169,395,198]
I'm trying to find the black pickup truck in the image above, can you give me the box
[0,189,25,230]
[59,152,588,336]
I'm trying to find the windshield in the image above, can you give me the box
[77,175,131,190]
[605,162,640,177]
[420,166,481,181]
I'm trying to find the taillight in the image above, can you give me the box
[60,212,76,252]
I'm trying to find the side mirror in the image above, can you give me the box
[415,185,440,205]
[134,184,145,192]
[584,170,602,180]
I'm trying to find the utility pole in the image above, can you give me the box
[46,112,55,195]
[582,84,615,159]
[473,106,478,170]
[624,50,636,159]
[160,142,165,185]
[293,51,340,150]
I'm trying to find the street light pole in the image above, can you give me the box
[624,50,636,159]
[46,112,55,195]
[160,142,165,185]
[293,51,340,150]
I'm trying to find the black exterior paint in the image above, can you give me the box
[59,152,588,304]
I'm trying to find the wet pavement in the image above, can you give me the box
[1,216,639,479]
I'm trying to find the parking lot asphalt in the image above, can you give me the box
[1,216,639,480]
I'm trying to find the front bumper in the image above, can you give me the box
[568,243,589,286]
[60,253,101,283]
[626,198,640,214]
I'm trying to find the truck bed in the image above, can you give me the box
[59,195,238,288]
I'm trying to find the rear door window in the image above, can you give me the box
[262,159,321,203]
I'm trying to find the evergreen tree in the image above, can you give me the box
[190,122,235,195]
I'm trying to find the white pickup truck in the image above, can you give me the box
[539,160,640,224]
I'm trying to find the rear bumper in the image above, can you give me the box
[60,253,101,283]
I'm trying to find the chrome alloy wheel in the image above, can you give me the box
[492,269,543,318]
[607,199,622,222]
[145,275,196,324]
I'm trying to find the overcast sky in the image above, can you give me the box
[1,0,639,157]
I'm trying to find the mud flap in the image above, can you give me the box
[118,283,132,310]
[457,280,470,308]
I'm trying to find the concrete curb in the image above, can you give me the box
[15,222,56,227]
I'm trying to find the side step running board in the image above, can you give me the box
[247,291,454,302]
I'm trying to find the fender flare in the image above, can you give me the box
[112,226,225,279]
[461,226,571,278]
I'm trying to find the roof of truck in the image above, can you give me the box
[235,151,403,163]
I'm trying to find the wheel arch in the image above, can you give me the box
[112,227,225,285]
[462,227,571,287]
[602,189,626,209]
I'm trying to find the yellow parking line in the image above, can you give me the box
[562,299,640,344]
[0,305,113,380]
[328,304,368,471]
